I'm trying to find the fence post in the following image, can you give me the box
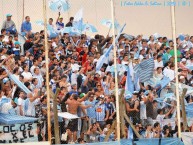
[104,120,116,142]
[53,88,61,144]
[180,88,188,131]
[124,113,141,139]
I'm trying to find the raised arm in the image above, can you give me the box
[56,12,60,24]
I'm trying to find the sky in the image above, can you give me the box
[0,0,192,38]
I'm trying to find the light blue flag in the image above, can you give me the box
[82,23,98,33]
[9,74,31,94]
[96,23,126,71]
[128,118,133,139]
[61,27,81,36]
[156,76,171,92]
[128,125,133,139]
[49,0,70,12]
[134,73,140,91]
[101,19,121,30]
[186,65,193,70]
[73,8,84,32]
[125,67,134,99]
[134,58,154,82]
[47,25,58,36]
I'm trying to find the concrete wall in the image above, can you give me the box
[0,0,192,38]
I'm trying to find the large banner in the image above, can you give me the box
[182,132,193,145]
[0,123,38,143]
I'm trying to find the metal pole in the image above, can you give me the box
[110,0,120,141]
[43,0,52,143]
[22,0,25,21]
[170,0,181,138]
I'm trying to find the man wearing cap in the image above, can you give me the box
[21,16,32,37]
[28,44,41,57]
[95,95,109,129]
[56,12,64,31]
[126,91,140,125]
[2,14,17,34]
[12,41,21,60]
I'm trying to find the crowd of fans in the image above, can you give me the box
[0,13,193,144]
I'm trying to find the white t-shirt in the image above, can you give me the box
[71,72,78,84]
[25,98,40,117]
[188,41,193,49]
[139,54,144,61]
[30,66,39,75]
[121,60,129,65]
[140,101,147,120]
[22,71,33,80]
[163,68,175,80]
[145,131,153,138]
[17,97,25,116]
[156,114,165,120]
[1,102,12,114]
[154,60,164,69]
[33,74,44,88]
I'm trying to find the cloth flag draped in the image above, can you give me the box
[96,23,126,71]
[125,67,134,99]
[134,58,154,82]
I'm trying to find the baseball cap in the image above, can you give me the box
[181,58,186,62]
[133,91,139,95]
[180,76,185,79]
[79,93,85,98]
[14,41,21,45]
[6,14,12,17]
[3,78,9,84]
[13,98,18,105]
[99,95,105,99]
[59,16,63,19]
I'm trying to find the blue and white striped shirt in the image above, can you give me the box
[95,103,108,121]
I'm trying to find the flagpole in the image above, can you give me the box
[171,0,181,138]
[43,0,52,143]
[110,0,121,141]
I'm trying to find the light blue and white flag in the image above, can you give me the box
[101,19,121,30]
[9,74,31,94]
[73,8,84,31]
[134,73,140,91]
[96,23,126,71]
[49,0,70,12]
[134,58,154,82]
[125,67,134,99]
[128,117,133,139]
[82,23,97,33]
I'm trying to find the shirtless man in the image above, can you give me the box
[65,92,92,143]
